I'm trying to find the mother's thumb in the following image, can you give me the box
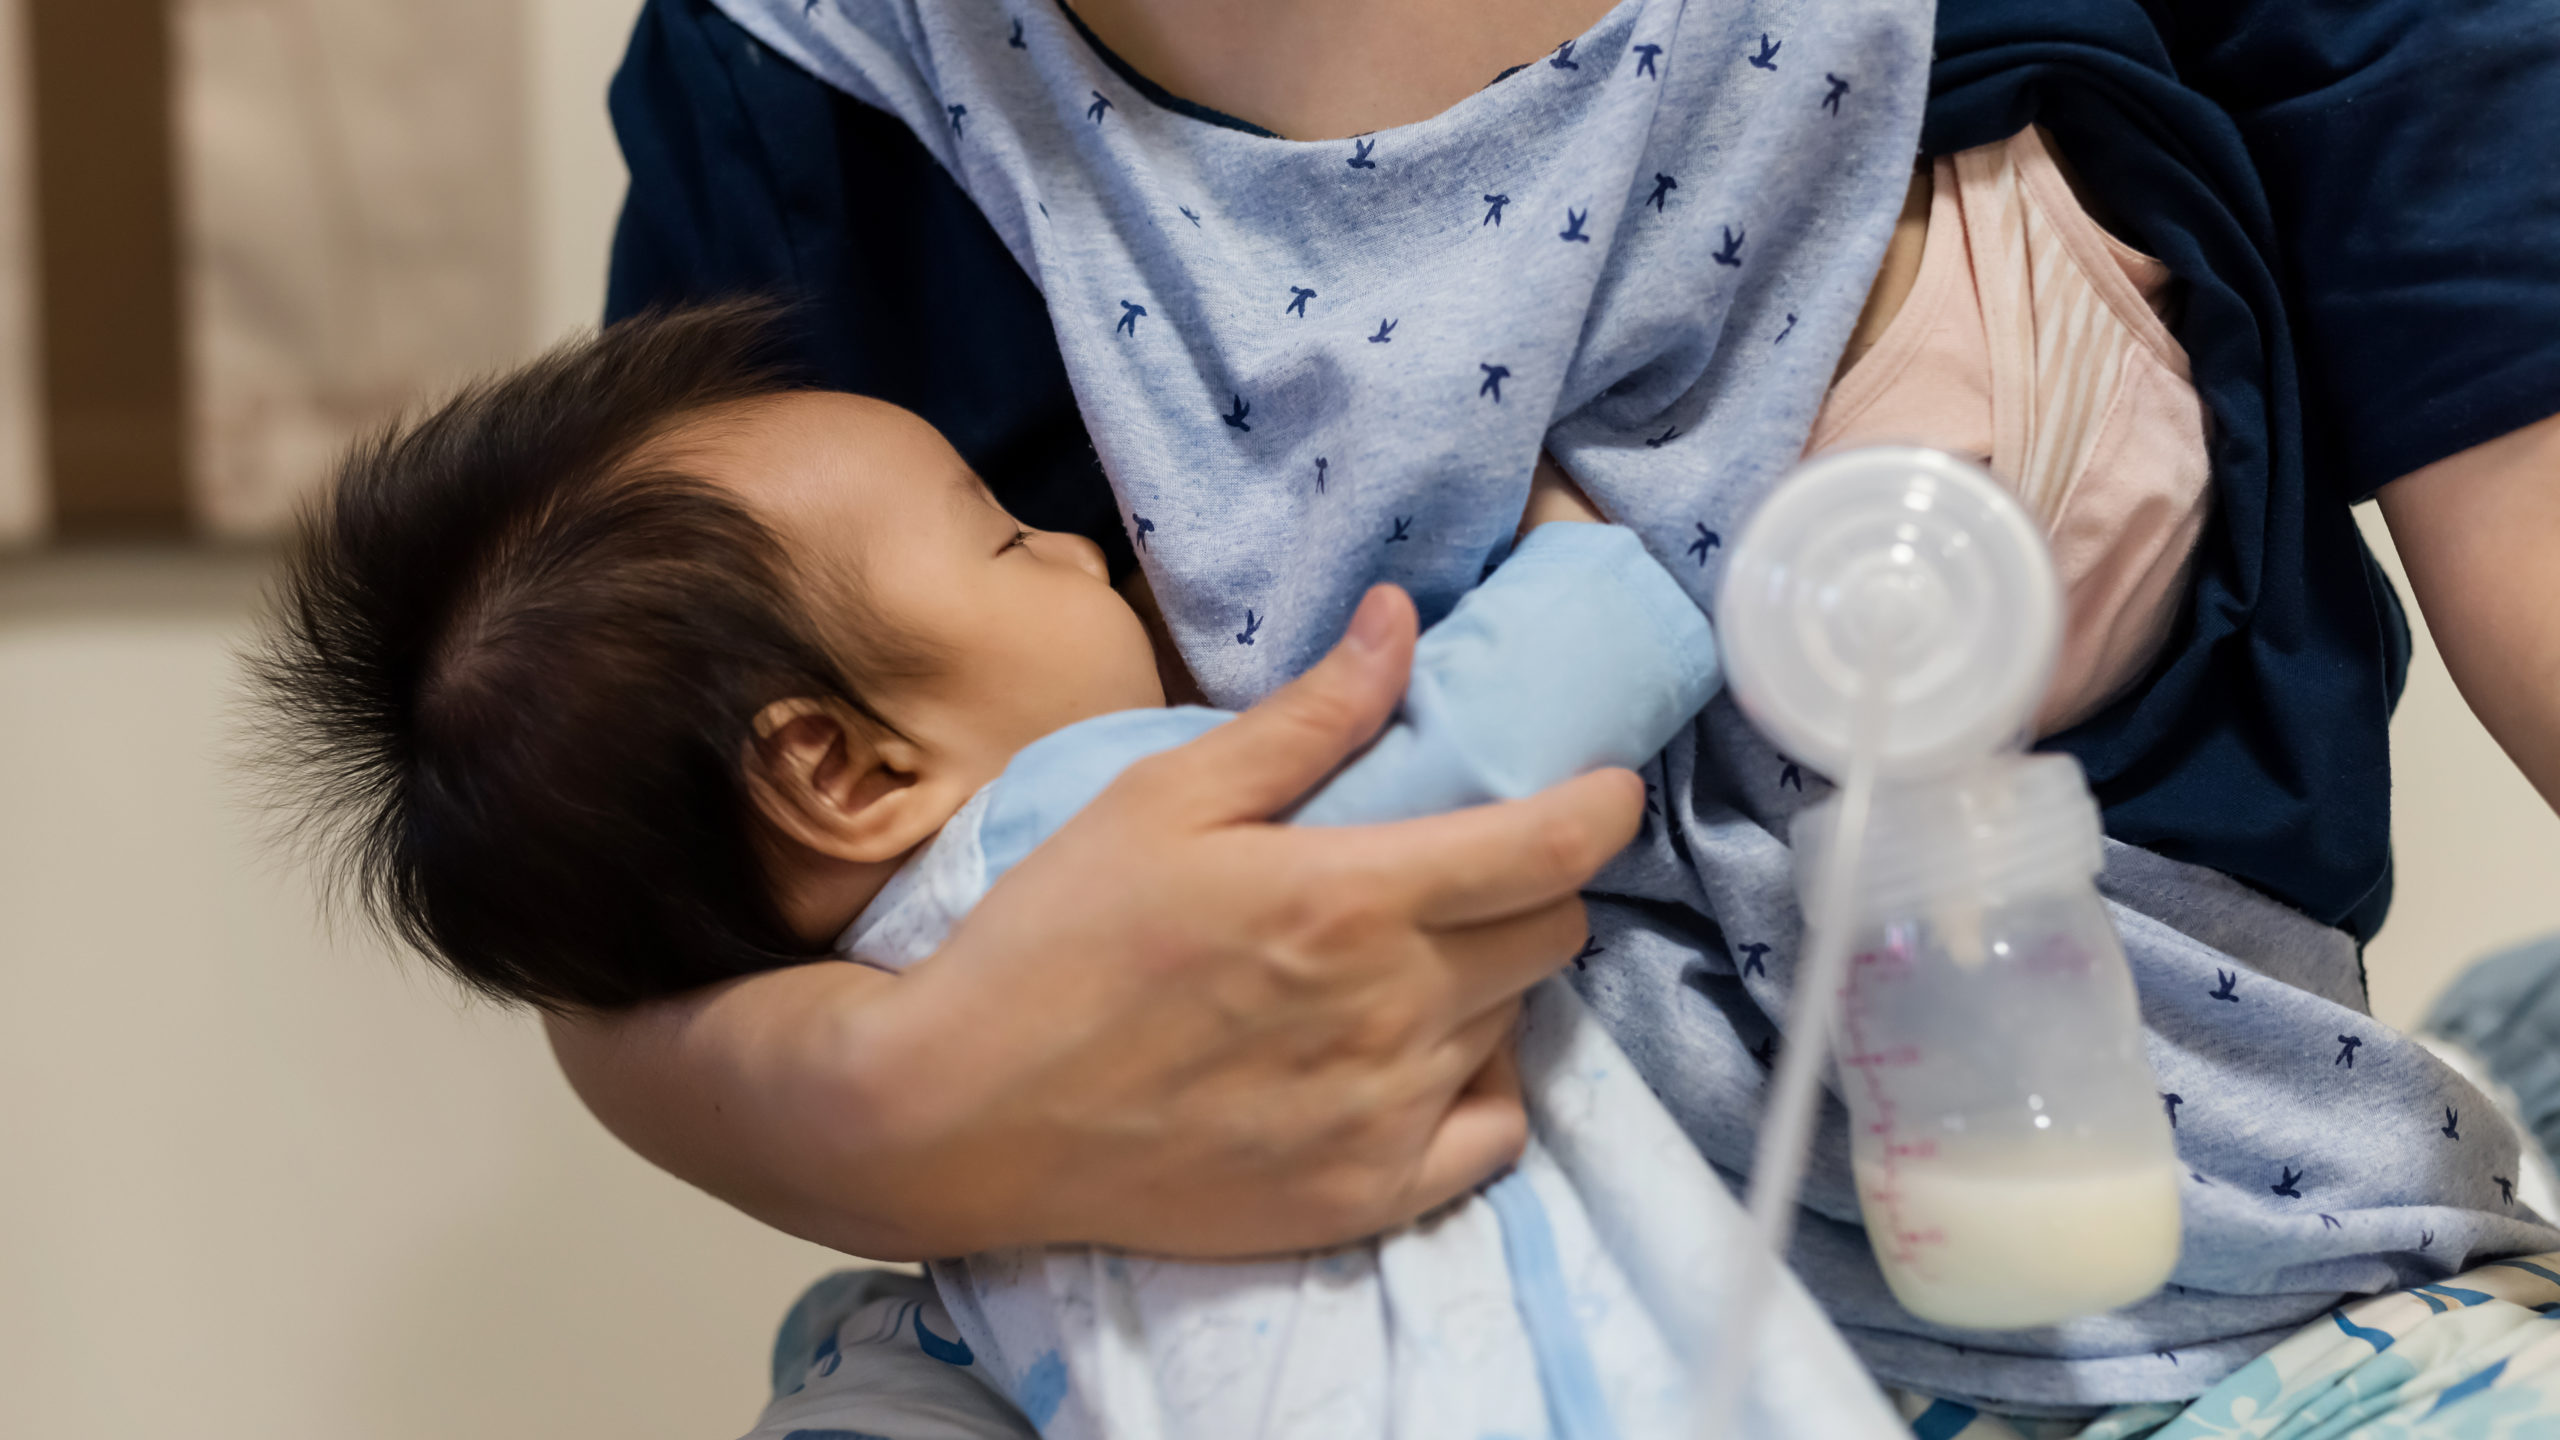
[1152,585,1416,823]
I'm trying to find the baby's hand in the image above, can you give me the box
[1520,453,1605,533]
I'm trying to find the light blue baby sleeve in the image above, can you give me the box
[979,523,1719,881]
[1292,522,1720,827]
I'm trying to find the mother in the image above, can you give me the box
[553,0,2560,1422]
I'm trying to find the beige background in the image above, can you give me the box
[0,2,2553,1436]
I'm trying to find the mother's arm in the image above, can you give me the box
[2378,410,2560,814]
[546,588,1641,1260]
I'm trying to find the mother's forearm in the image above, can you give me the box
[544,959,1022,1261]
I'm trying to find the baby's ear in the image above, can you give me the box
[743,698,939,865]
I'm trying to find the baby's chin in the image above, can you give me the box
[1114,602,1198,706]
[1128,632,1191,709]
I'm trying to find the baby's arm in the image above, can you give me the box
[1292,461,1719,827]
[1519,451,1608,530]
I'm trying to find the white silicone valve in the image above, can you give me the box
[1715,447,2061,781]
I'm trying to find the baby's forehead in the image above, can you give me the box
[670,391,975,516]
[676,389,953,469]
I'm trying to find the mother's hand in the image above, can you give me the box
[546,586,1643,1260]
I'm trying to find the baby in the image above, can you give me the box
[262,301,1880,1438]
[262,298,1709,1014]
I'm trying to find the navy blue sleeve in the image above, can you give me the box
[2148,0,2560,497]
[603,0,1133,576]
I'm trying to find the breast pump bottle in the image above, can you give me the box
[1717,446,2181,1332]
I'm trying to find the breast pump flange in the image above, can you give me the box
[1710,447,2181,1349]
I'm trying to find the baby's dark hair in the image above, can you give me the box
[252,299,892,1012]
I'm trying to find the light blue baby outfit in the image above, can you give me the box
[751,522,1909,1440]
[715,0,2560,1420]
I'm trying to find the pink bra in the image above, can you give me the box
[1804,126,2212,736]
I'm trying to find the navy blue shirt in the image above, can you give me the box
[604,0,2560,942]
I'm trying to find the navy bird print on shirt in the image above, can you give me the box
[1775,312,1799,344]
[1314,457,1328,492]
[2498,1176,2517,1204]
[1749,34,1782,70]
[1779,762,1804,791]
[1236,609,1263,645]
[1738,942,1772,978]
[1008,16,1025,47]
[2155,1349,2179,1366]
[1388,516,1413,543]
[1286,286,1316,317]
[1116,300,1146,336]
[1687,522,1722,564]
[1713,226,1746,267]
[1087,91,1113,123]
[2162,1093,2183,1128]
[2210,969,2240,1002]
[1823,73,1851,114]
[1132,514,1154,548]
[1480,364,1511,401]
[1646,426,1680,447]
[1633,43,1663,78]
[1752,1035,1778,1067]
[1368,318,1397,344]
[1573,936,1605,970]
[2272,1166,2305,1199]
[1483,193,1510,226]
[1347,137,1377,169]
[1549,40,1580,70]
[913,1306,976,1365]
[1222,394,1252,430]
[2444,1107,2462,1140]
[947,103,967,137]
[2421,1229,2436,1249]
[1179,206,1201,227]
[1560,208,1593,243]
[2320,1214,2342,1230]
[1646,173,1677,212]
[2336,1035,2363,1068]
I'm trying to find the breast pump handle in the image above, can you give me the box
[1696,447,2062,1437]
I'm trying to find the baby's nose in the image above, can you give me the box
[1052,530,1110,584]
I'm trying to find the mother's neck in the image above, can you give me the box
[1064,0,1620,140]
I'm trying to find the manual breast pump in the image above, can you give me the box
[1715,446,2181,1334]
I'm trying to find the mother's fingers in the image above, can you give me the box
[1318,767,1646,929]
[1428,893,1595,1020]
[1402,1035,1527,1220]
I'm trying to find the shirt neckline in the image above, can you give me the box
[1050,0,1280,138]
[1049,0,1606,143]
